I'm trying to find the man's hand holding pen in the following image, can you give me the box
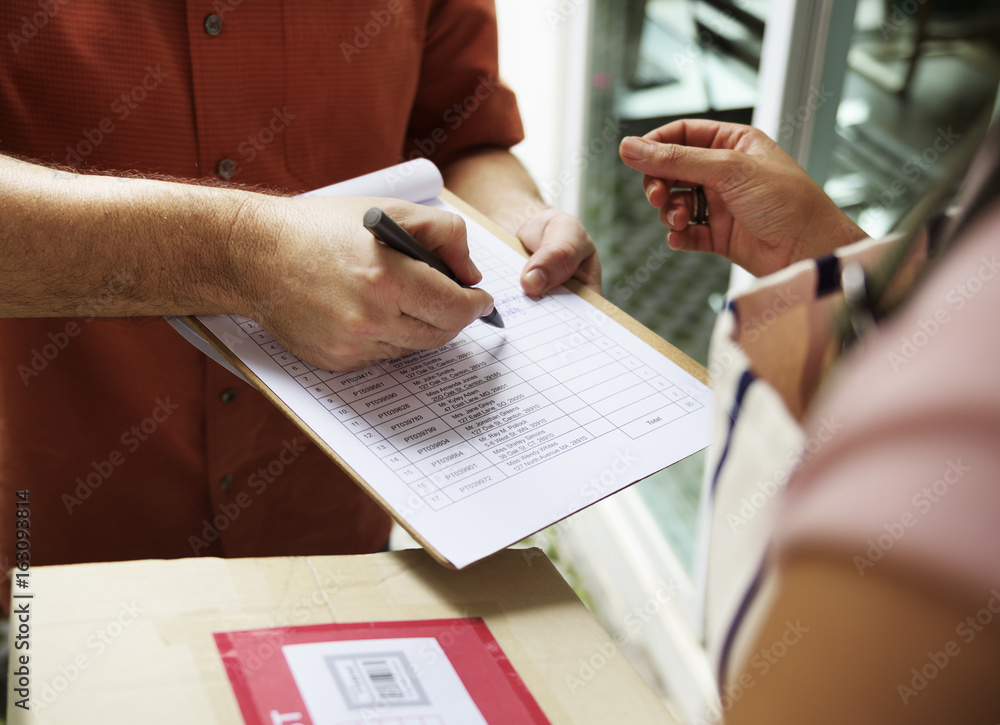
[238,194,593,373]
[237,196,491,373]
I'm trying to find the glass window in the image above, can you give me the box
[580,0,771,577]
[823,0,998,237]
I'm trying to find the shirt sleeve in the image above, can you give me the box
[405,0,525,169]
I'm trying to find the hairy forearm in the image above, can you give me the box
[0,154,265,318]
[0,153,508,371]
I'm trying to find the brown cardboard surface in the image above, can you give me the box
[8,549,677,724]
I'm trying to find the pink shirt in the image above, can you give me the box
[776,201,1000,609]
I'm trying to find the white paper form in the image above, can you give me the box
[193,161,713,568]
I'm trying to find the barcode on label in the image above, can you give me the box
[326,651,430,710]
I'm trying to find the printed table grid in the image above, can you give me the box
[232,285,700,510]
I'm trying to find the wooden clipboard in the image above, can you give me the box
[185,189,708,568]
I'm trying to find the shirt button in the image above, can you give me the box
[204,14,222,36]
[219,474,233,491]
[221,388,238,404]
[217,158,236,179]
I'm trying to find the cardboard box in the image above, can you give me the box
[8,548,676,724]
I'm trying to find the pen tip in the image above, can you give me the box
[482,308,504,328]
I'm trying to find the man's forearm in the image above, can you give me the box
[441,147,547,237]
[0,153,512,371]
[0,154,263,318]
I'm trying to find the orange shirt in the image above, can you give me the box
[0,1,523,594]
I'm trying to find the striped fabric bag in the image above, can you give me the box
[696,231,920,693]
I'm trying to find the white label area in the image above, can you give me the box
[283,638,485,725]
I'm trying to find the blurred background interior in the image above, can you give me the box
[488,0,1000,719]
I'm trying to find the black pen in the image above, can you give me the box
[363,207,504,328]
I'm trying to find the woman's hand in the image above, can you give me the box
[619,119,867,277]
